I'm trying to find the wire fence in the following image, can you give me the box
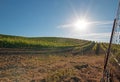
[110,0,120,68]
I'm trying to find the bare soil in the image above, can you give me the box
[0,53,105,82]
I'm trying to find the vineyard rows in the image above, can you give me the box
[0,34,106,55]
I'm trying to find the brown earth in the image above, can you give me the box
[0,48,119,82]
[0,53,105,82]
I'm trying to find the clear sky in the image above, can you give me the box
[0,0,118,42]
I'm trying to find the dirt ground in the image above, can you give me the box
[0,54,106,82]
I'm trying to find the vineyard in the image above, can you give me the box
[0,34,104,55]
[0,34,89,48]
[0,34,119,82]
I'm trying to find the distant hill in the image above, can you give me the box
[0,34,106,55]
[0,34,91,49]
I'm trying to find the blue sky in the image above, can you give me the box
[0,0,118,42]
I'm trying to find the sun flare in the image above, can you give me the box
[73,19,89,31]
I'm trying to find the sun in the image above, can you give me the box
[73,19,89,31]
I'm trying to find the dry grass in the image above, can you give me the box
[0,54,105,82]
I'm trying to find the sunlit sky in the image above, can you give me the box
[0,0,118,42]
